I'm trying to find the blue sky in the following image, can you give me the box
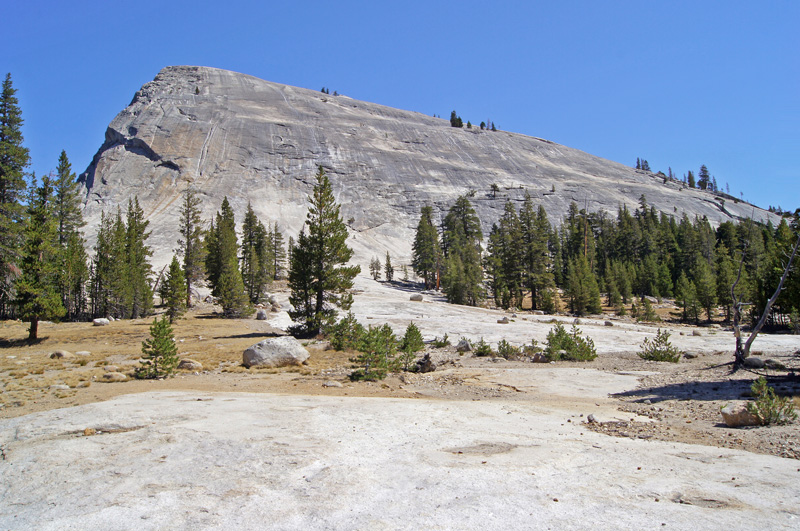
[3,0,798,212]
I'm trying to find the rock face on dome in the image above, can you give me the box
[79,65,774,268]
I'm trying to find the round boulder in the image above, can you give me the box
[243,336,310,368]
[720,403,759,428]
[256,309,268,321]
[50,350,74,359]
[456,339,472,353]
[410,294,423,302]
[93,318,110,326]
[101,372,127,383]
[177,359,203,371]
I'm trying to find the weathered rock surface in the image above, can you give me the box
[177,359,203,371]
[101,372,127,383]
[78,66,777,269]
[243,336,310,368]
[255,309,268,321]
[721,403,760,427]
[92,318,110,326]
[456,339,472,352]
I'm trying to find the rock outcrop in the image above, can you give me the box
[242,336,310,368]
[79,66,776,268]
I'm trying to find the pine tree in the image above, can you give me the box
[384,251,394,282]
[288,166,360,335]
[240,202,269,303]
[269,222,286,280]
[369,256,382,281]
[398,321,424,371]
[135,315,179,379]
[177,187,205,308]
[160,255,187,322]
[441,195,483,306]
[687,170,696,189]
[53,151,88,320]
[15,175,65,339]
[520,195,554,310]
[566,254,602,315]
[123,198,153,318]
[0,74,30,318]
[211,198,251,317]
[693,254,717,321]
[698,165,710,190]
[412,206,442,289]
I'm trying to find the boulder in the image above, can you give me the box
[530,353,549,363]
[456,339,472,353]
[720,403,760,428]
[416,353,436,373]
[243,336,310,368]
[604,321,613,327]
[692,330,702,336]
[93,318,110,326]
[322,380,343,388]
[573,318,582,325]
[75,351,91,356]
[410,294,423,302]
[743,357,765,369]
[101,372,128,383]
[497,317,509,324]
[256,309,268,320]
[177,359,203,371]
[50,350,74,359]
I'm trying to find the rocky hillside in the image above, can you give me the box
[79,66,774,267]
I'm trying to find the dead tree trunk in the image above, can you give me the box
[733,228,800,368]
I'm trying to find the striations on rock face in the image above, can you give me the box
[78,65,776,268]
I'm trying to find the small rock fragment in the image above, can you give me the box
[720,403,759,427]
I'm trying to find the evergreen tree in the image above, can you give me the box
[122,198,153,318]
[412,205,442,289]
[398,321,424,371]
[566,254,602,315]
[177,187,205,308]
[693,254,717,321]
[369,256,382,280]
[211,198,251,317]
[520,195,554,310]
[240,202,269,303]
[449,110,463,128]
[0,74,30,317]
[288,167,360,335]
[135,315,179,379]
[687,170,696,189]
[269,222,286,279]
[15,175,65,339]
[441,195,483,306]
[384,251,394,282]
[53,150,88,320]
[160,255,187,322]
[698,164,710,190]
[675,271,698,323]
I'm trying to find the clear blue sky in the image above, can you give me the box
[3,0,798,212]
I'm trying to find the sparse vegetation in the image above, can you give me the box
[497,339,521,360]
[544,323,596,361]
[350,324,397,381]
[326,311,365,352]
[746,377,797,426]
[473,338,493,357]
[638,329,682,363]
[432,334,450,348]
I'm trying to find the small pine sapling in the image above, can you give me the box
[399,322,425,371]
[544,323,597,361]
[136,315,179,379]
[638,329,682,363]
[350,324,398,381]
[746,377,797,425]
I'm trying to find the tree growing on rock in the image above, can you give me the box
[384,251,394,282]
[412,206,441,290]
[177,187,205,308]
[369,256,381,281]
[289,166,360,336]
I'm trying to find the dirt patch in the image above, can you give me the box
[2,304,799,460]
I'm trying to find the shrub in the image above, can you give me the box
[497,339,521,360]
[350,324,398,381]
[399,322,425,371]
[432,334,450,348]
[544,323,597,361]
[638,328,682,362]
[135,316,179,379]
[326,312,365,351]
[522,338,542,355]
[473,338,494,357]
[746,377,797,426]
